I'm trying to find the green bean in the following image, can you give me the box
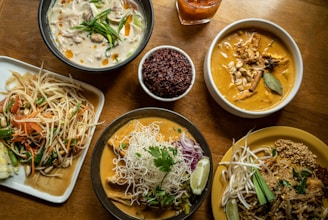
[0,128,13,139]
[8,149,18,166]
[34,152,43,165]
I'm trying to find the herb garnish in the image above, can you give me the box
[146,146,177,173]
[293,168,312,194]
[144,186,175,207]
[120,143,127,149]
[72,9,127,50]
[144,146,179,207]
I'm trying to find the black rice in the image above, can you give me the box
[142,48,193,98]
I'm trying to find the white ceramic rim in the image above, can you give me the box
[138,45,196,102]
[206,18,303,117]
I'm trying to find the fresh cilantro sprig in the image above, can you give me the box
[146,146,177,173]
[143,146,179,207]
[144,186,175,207]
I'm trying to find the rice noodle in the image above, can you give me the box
[220,135,328,219]
[109,120,202,206]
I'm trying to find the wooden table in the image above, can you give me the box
[0,0,327,219]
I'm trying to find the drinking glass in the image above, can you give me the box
[176,0,222,25]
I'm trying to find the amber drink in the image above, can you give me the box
[176,0,221,25]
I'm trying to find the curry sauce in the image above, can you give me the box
[211,28,295,111]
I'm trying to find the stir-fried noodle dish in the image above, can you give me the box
[102,118,207,217]
[0,69,98,178]
[220,136,328,220]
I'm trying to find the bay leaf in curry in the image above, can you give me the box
[263,72,283,95]
[210,28,295,111]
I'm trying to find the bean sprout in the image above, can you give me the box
[220,133,271,209]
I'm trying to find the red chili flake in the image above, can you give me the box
[142,48,193,98]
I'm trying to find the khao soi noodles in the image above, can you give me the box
[103,118,206,217]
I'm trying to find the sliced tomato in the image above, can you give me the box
[12,115,42,134]
[11,96,19,113]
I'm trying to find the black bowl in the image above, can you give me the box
[38,0,154,72]
[91,107,213,220]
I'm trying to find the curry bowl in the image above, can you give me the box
[204,18,303,118]
[38,0,154,72]
[138,45,196,102]
[91,107,213,220]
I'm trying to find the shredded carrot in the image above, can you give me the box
[77,105,90,117]
[11,95,19,113]
[12,136,27,142]
[26,110,40,118]
[48,145,54,154]
[24,123,28,136]
[30,122,43,133]
[42,112,54,118]
[66,138,72,152]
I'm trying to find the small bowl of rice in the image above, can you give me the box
[138,45,196,102]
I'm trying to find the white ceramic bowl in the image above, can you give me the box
[204,18,303,118]
[138,45,196,102]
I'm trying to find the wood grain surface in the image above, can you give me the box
[0,0,327,219]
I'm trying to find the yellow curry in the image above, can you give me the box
[211,28,295,111]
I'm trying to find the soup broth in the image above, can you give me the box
[48,0,146,68]
[100,117,197,219]
[211,28,295,111]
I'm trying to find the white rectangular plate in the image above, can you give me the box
[0,56,105,203]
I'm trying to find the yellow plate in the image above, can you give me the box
[211,126,328,220]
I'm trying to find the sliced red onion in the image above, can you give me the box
[179,133,204,170]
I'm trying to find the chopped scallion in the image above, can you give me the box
[72,9,124,50]
[36,96,46,105]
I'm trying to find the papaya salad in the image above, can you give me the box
[0,68,98,178]
[220,134,328,219]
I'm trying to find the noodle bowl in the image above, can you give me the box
[91,108,212,220]
[39,0,154,71]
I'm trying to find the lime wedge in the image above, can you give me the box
[190,157,210,195]
[226,199,240,220]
